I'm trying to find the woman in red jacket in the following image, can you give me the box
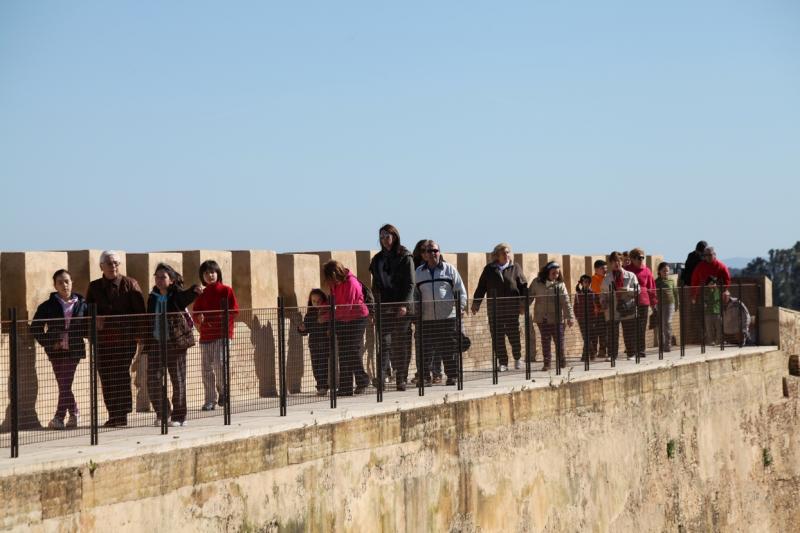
[192,260,239,411]
[324,260,370,396]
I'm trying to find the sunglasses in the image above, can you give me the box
[427,249,440,253]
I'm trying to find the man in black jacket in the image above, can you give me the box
[681,241,707,287]
[369,224,416,391]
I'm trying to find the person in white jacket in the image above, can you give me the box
[414,242,467,386]
[601,251,640,360]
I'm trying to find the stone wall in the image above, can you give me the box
[2,349,798,532]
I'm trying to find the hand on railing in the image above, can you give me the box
[397,306,407,317]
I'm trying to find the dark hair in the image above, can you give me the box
[199,260,223,286]
[412,239,431,268]
[378,224,402,254]
[154,262,185,288]
[608,251,623,264]
[307,288,328,306]
[323,259,348,284]
[593,259,607,269]
[579,274,592,284]
[52,269,72,282]
[536,262,563,283]
[657,262,669,273]
[696,240,708,253]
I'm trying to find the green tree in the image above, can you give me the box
[742,242,800,310]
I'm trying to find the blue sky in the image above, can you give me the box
[1,1,798,262]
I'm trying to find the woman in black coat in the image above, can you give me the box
[31,269,89,430]
[145,263,203,427]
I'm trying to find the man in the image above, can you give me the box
[681,241,707,287]
[722,290,751,346]
[369,224,416,390]
[590,259,608,359]
[690,246,731,300]
[86,250,146,427]
[414,241,467,386]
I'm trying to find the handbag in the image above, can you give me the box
[167,309,196,350]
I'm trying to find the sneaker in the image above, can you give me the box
[48,417,65,430]
[499,365,508,372]
[354,384,368,395]
[445,377,456,386]
[540,364,551,372]
[201,402,216,411]
[626,355,634,361]
[396,382,407,392]
[66,413,79,428]
[168,420,184,427]
[514,360,522,370]
[217,394,225,407]
[316,387,329,396]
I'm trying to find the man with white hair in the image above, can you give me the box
[86,251,146,427]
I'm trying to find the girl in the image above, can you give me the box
[324,259,370,396]
[146,263,203,426]
[192,260,239,411]
[32,270,88,430]
[528,261,574,371]
[655,262,679,352]
[297,289,331,395]
[574,274,594,361]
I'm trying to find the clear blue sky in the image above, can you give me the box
[1,1,798,262]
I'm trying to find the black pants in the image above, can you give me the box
[490,312,521,367]
[309,345,328,389]
[97,341,137,422]
[380,310,413,384]
[336,319,369,394]
[147,347,188,422]
[420,319,459,380]
[621,306,648,357]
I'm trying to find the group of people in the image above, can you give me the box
[28,234,752,430]
[32,251,238,430]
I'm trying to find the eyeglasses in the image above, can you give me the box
[103,261,121,267]
[633,256,644,260]
[379,232,392,239]
[427,249,440,254]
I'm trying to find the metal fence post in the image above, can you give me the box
[634,286,640,364]
[223,298,232,424]
[583,287,590,371]
[609,286,617,368]
[375,298,383,402]
[554,286,563,375]
[737,281,745,347]
[329,295,337,409]
[277,297,287,416]
[416,287,425,396]
[679,286,686,358]
[89,304,99,446]
[455,291,464,391]
[658,286,664,360]
[159,307,169,435]
[755,283,762,345]
[9,308,19,458]
[524,286,532,380]
[490,290,499,384]
[700,284,706,355]
[719,284,726,351]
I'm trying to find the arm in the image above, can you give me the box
[562,284,575,322]
[720,264,732,287]
[174,286,200,310]
[647,273,658,307]
[399,255,415,305]
[31,303,53,350]
[454,271,467,313]
[472,268,488,312]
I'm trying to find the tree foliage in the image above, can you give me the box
[742,242,800,310]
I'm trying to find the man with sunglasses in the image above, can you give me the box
[690,246,731,303]
[414,242,467,386]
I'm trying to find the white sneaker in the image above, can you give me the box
[168,420,185,427]
[514,360,522,370]
[66,413,79,428]
[48,417,65,430]
[499,365,508,372]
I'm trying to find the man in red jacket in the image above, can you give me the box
[690,246,731,302]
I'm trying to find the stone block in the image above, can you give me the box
[514,253,539,281]
[646,255,664,273]
[455,252,488,295]
[306,251,359,287]
[355,250,379,286]
[67,250,127,296]
[126,252,184,297]
[585,255,607,276]
[231,250,278,310]
[181,250,233,290]
[562,254,587,291]
[538,253,561,271]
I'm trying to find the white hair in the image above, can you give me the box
[99,250,121,265]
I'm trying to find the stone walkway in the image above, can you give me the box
[0,344,775,476]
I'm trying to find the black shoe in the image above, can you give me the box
[396,382,407,391]
[201,402,216,411]
[338,389,354,397]
[217,394,225,407]
[446,377,456,386]
[354,384,368,395]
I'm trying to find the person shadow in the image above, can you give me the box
[249,313,278,398]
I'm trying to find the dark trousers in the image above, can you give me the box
[621,306,649,356]
[336,319,369,394]
[421,319,458,379]
[490,312,521,366]
[147,348,188,422]
[380,310,412,383]
[579,314,607,359]
[309,346,328,389]
[50,357,80,418]
[97,341,137,422]
[538,321,565,366]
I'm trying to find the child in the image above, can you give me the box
[574,275,594,361]
[703,277,722,345]
[192,260,239,411]
[297,289,331,395]
[655,262,679,351]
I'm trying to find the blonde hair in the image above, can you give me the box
[491,242,512,262]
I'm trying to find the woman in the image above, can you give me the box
[369,224,415,388]
[325,259,371,396]
[146,263,203,427]
[32,269,89,430]
[625,248,657,358]
[529,261,574,371]
[601,251,641,360]
[471,243,528,371]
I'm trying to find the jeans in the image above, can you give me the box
[336,318,369,394]
[147,347,188,422]
[97,339,137,422]
[380,309,412,383]
[421,319,459,380]
[657,304,675,349]
[201,339,226,405]
[538,320,565,366]
[50,357,80,419]
[490,311,521,367]
[704,314,722,345]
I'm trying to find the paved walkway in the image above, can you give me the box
[0,344,775,476]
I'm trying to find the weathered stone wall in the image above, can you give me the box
[1,349,798,532]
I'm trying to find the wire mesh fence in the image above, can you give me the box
[0,283,763,457]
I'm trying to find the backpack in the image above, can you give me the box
[359,279,375,305]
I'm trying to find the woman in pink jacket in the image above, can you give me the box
[324,260,370,396]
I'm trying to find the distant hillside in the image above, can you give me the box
[722,257,753,269]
